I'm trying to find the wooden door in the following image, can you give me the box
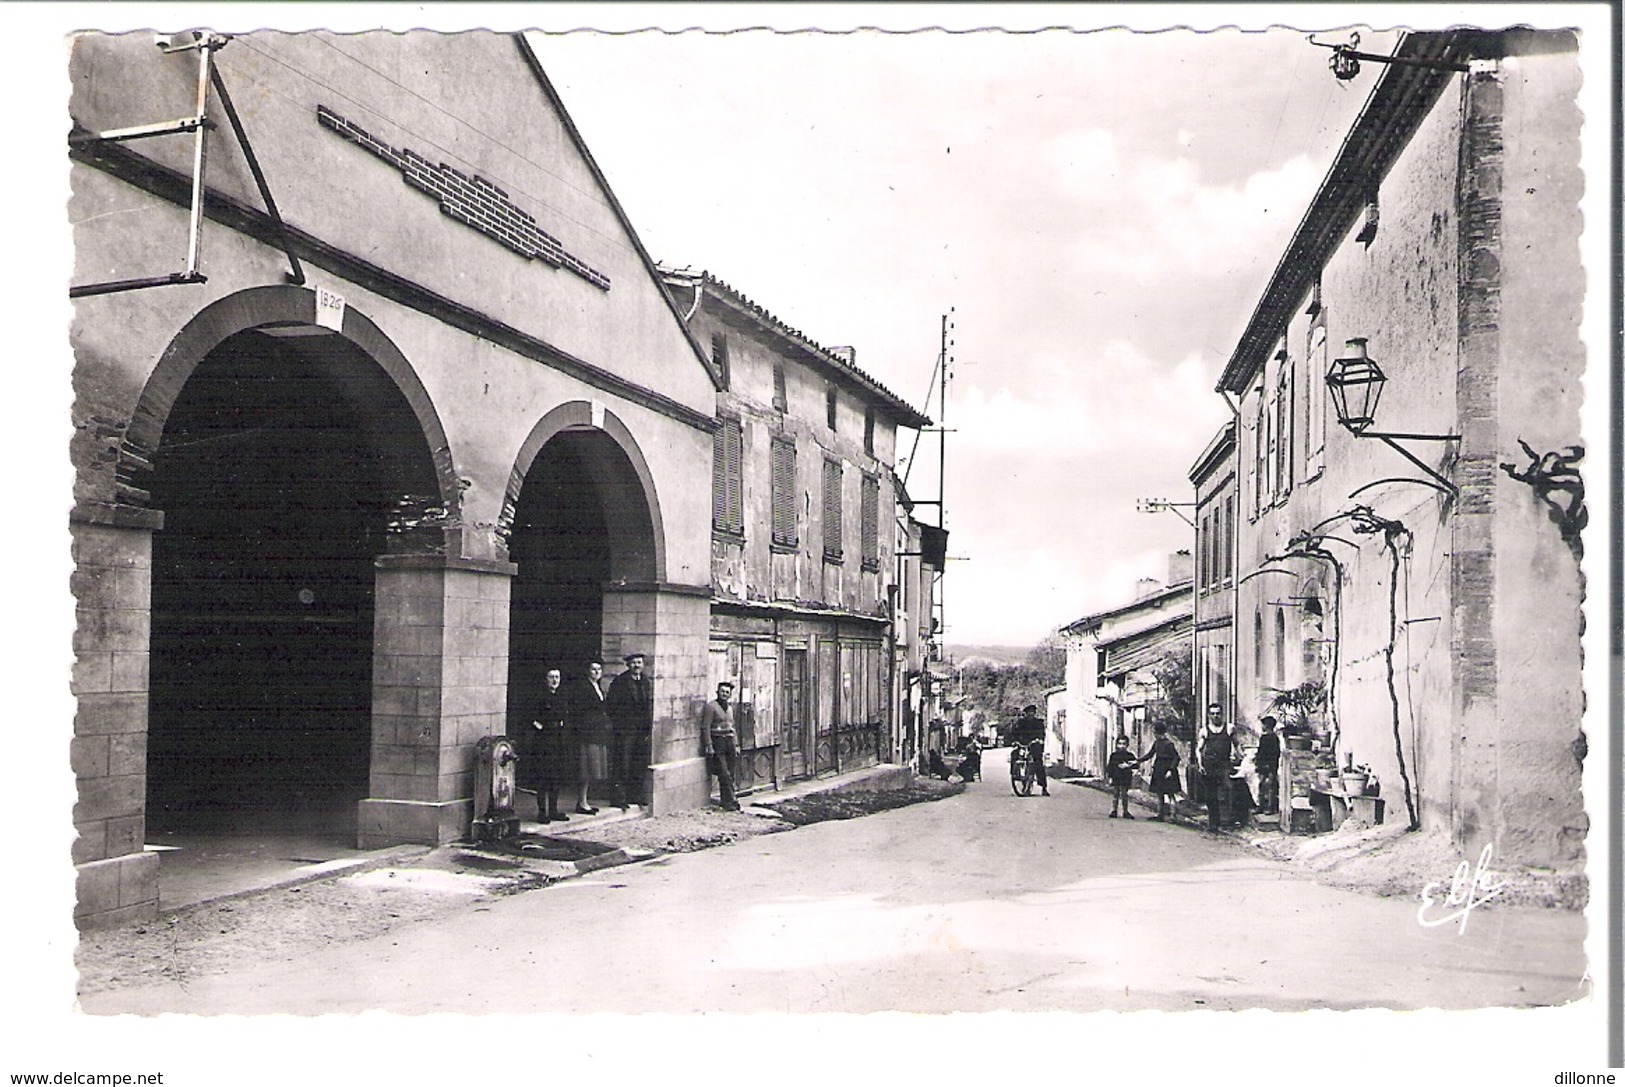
[781,647,810,780]
[815,638,839,773]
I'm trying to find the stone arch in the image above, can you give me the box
[119,285,460,526]
[501,400,666,583]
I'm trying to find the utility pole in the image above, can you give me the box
[900,309,957,759]
[936,309,951,652]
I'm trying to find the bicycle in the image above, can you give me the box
[1010,741,1038,796]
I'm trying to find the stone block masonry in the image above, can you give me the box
[70,517,159,925]
[360,555,516,847]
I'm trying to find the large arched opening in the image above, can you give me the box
[140,293,449,842]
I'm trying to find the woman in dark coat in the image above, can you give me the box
[531,667,572,822]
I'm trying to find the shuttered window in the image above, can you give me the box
[1250,382,1265,519]
[1222,494,1234,581]
[860,474,880,571]
[1199,512,1211,589]
[771,438,797,547]
[1276,357,1294,498]
[773,363,788,412]
[712,417,743,537]
[864,408,875,455]
[1306,322,1327,477]
[711,332,731,390]
[1263,358,1280,504]
[826,384,838,430]
[822,458,843,562]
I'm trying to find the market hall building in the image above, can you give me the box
[69,30,721,926]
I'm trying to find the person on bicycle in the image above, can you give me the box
[1008,704,1049,796]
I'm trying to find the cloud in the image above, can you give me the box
[1060,150,1322,283]
[530,27,1385,646]
[948,341,1229,457]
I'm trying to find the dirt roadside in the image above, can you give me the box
[74,779,963,999]
[76,772,1584,1000]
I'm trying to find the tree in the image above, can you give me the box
[954,631,1067,729]
[1147,646,1194,744]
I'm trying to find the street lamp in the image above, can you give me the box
[1307,32,1472,82]
[1325,338,1461,496]
[1324,338,1385,433]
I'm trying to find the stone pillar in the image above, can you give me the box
[358,554,516,848]
[601,582,712,815]
[1454,48,1586,871]
[71,506,162,928]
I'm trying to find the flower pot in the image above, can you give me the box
[1341,772,1369,797]
[1314,769,1336,791]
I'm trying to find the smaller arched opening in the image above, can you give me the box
[503,405,663,809]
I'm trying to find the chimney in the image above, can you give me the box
[1168,549,1193,586]
[1134,577,1162,601]
[829,346,856,365]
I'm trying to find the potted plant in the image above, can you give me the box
[1265,680,1327,751]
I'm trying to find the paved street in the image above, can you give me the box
[83,751,1586,1016]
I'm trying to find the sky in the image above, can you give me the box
[526,18,1401,646]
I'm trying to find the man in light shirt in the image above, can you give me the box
[702,681,741,812]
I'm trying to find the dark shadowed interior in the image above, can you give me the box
[146,326,438,836]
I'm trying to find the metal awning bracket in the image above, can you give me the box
[69,31,305,298]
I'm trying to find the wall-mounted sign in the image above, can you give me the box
[318,106,611,291]
[315,285,346,331]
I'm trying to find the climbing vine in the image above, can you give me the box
[1248,505,1422,831]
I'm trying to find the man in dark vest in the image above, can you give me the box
[1199,702,1238,832]
[605,652,652,809]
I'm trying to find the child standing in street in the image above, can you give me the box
[1142,722,1184,822]
[1106,735,1140,818]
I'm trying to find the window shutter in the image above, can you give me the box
[712,425,729,531]
[1277,362,1293,496]
[861,474,880,569]
[771,438,797,546]
[1287,360,1296,490]
[726,421,743,533]
[1254,388,1269,515]
[773,363,787,412]
[1247,409,1259,521]
[712,418,743,536]
[1307,323,1327,475]
[822,458,843,561]
[1198,512,1210,589]
[864,409,875,456]
[1264,381,1278,504]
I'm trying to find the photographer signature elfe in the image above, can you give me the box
[1417,843,1509,934]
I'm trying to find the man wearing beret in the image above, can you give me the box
[605,652,652,808]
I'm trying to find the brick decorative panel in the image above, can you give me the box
[318,106,611,291]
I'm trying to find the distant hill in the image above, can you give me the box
[945,643,1032,667]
